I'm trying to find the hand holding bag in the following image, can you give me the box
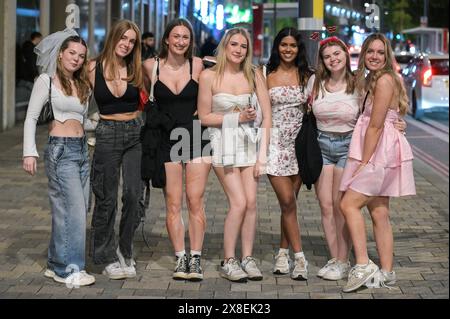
[37,75,54,125]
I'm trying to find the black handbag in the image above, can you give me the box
[295,107,323,190]
[37,75,54,125]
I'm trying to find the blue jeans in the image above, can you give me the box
[317,130,353,168]
[90,118,144,264]
[44,136,90,278]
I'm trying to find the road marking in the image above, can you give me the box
[405,116,449,143]
[421,118,449,134]
[412,144,449,177]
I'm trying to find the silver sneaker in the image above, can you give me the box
[116,247,137,279]
[221,257,248,282]
[343,260,379,293]
[365,269,397,289]
[241,256,263,281]
[273,251,291,275]
[173,254,189,280]
[317,258,337,278]
[53,271,95,288]
[291,255,308,280]
[322,260,350,281]
[103,262,128,280]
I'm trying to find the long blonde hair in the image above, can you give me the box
[212,28,255,91]
[56,36,91,105]
[313,36,355,99]
[96,19,143,88]
[355,33,408,115]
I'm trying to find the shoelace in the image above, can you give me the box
[176,256,188,271]
[190,256,201,272]
[365,272,399,290]
[227,258,242,271]
[349,266,366,279]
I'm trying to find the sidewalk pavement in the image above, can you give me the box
[0,124,448,300]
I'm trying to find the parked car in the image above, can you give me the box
[394,51,414,72]
[401,53,449,119]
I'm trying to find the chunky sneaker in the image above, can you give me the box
[173,254,189,280]
[44,269,55,279]
[103,262,128,280]
[53,271,95,288]
[317,258,337,278]
[343,260,379,293]
[322,260,351,281]
[241,256,263,281]
[221,257,248,282]
[187,255,203,281]
[273,251,291,275]
[365,269,397,289]
[116,247,137,279]
[291,255,308,280]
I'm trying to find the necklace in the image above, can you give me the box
[165,60,186,71]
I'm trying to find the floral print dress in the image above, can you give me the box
[266,85,308,176]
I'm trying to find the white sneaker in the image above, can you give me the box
[291,255,308,280]
[317,258,337,278]
[322,260,350,281]
[241,256,263,281]
[221,257,248,282]
[103,262,128,280]
[44,269,55,278]
[273,251,291,275]
[365,269,397,289]
[53,271,95,288]
[343,260,379,293]
[116,247,137,278]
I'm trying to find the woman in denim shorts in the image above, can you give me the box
[308,36,406,282]
[23,31,95,286]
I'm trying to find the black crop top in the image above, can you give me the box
[94,63,139,115]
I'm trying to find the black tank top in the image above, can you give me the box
[153,58,198,126]
[94,62,139,115]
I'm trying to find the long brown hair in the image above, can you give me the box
[96,19,143,88]
[355,33,408,115]
[213,28,255,91]
[159,18,195,59]
[312,36,355,99]
[56,36,90,105]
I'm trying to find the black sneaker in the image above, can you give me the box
[173,254,189,280]
[187,255,203,281]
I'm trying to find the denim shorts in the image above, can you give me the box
[317,130,352,168]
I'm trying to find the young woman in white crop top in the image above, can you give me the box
[198,28,272,282]
[22,31,95,287]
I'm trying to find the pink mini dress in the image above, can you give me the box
[339,100,416,197]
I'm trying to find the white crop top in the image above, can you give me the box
[23,74,88,157]
[307,75,361,133]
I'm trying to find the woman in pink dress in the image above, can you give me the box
[339,33,416,293]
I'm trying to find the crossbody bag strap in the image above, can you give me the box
[361,90,370,114]
[149,57,159,101]
[48,74,52,107]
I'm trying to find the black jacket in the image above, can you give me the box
[295,110,323,190]
[140,101,175,189]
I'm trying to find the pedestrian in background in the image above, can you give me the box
[22,29,95,287]
[21,31,43,84]
[264,27,313,280]
[198,27,272,282]
[88,19,144,280]
[142,31,157,60]
[142,18,211,281]
[339,33,416,292]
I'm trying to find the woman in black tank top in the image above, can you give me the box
[87,20,144,280]
[142,18,211,281]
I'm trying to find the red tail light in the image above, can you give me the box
[423,67,433,87]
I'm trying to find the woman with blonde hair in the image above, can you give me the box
[23,29,95,286]
[88,19,144,280]
[198,28,272,282]
[142,18,211,281]
[339,33,415,292]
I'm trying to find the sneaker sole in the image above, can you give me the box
[247,275,263,281]
[273,269,289,275]
[342,270,378,293]
[220,273,247,283]
[103,271,135,280]
[53,276,95,286]
[322,273,348,281]
[291,275,308,281]
[187,275,203,282]
[173,272,189,280]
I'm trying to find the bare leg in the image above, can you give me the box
[213,166,247,260]
[163,162,185,252]
[240,166,259,258]
[367,196,393,271]
[185,161,211,252]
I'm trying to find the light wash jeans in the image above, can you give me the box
[44,135,90,278]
